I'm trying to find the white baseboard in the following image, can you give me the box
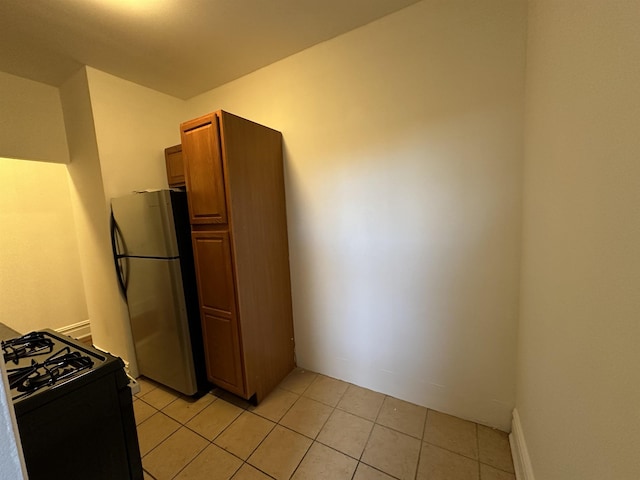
[510,408,535,480]
[55,320,91,341]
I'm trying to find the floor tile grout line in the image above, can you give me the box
[158,394,220,427]
[353,391,387,477]
[313,437,364,463]
[278,369,318,396]
[183,395,246,438]
[241,401,308,478]
[165,435,209,480]
[143,423,207,479]
[228,414,278,463]
[299,378,349,443]
[476,422,481,480]
[357,459,403,480]
[273,422,324,443]
[275,406,316,479]
[150,399,271,479]
[371,420,426,440]
[158,393,217,426]
[274,386,304,421]
[161,394,182,412]
[225,398,308,478]
[138,411,182,458]
[181,418,234,448]
[372,394,386,423]
[304,377,382,470]
[142,466,158,480]
[248,388,301,423]
[279,396,336,440]
[300,376,350,409]
[242,462,277,479]
[478,460,517,475]
[287,439,315,480]
[421,437,483,463]
[134,393,183,423]
[299,440,361,479]
[258,376,348,479]
[166,403,268,480]
[412,408,430,480]
[139,374,303,478]
[313,426,371,462]
[136,385,181,411]
[206,404,244,444]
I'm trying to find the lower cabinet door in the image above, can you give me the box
[200,311,244,393]
[192,230,245,395]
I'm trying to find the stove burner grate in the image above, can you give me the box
[2,332,54,364]
[6,346,94,400]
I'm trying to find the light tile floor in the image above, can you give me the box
[134,369,515,480]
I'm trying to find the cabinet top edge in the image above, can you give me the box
[164,144,182,153]
[180,110,282,136]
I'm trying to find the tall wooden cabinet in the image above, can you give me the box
[180,111,294,402]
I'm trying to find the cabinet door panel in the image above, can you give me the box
[181,114,227,224]
[164,144,184,187]
[201,312,243,392]
[192,232,235,314]
[192,230,245,394]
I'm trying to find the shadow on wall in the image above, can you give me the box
[285,100,521,428]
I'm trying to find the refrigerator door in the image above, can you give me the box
[126,256,197,395]
[111,190,179,258]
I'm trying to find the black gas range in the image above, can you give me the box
[1,328,143,480]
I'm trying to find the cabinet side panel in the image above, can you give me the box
[219,111,295,401]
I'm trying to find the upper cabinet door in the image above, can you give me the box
[164,144,185,187]
[180,113,228,225]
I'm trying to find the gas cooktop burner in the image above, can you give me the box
[6,346,94,400]
[1,332,54,364]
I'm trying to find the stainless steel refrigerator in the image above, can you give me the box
[110,189,207,396]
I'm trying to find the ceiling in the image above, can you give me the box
[0,0,421,99]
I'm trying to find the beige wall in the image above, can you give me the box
[516,0,640,478]
[0,157,87,333]
[60,68,138,374]
[69,67,188,374]
[85,67,187,199]
[187,0,526,429]
[0,71,69,163]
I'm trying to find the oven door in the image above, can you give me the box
[15,361,142,479]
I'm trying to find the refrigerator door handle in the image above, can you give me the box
[110,208,128,300]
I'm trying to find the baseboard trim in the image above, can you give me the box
[510,408,535,480]
[55,320,91,341]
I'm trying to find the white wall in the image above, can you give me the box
[0,71,69,163]
[187,0,526,429]
[515,0,640,478]
[60,68,139,375]
[85,67,187,199]
[0,157,88,333]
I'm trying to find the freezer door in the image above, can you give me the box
[111,190,179,258]
[126,257,198,395]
